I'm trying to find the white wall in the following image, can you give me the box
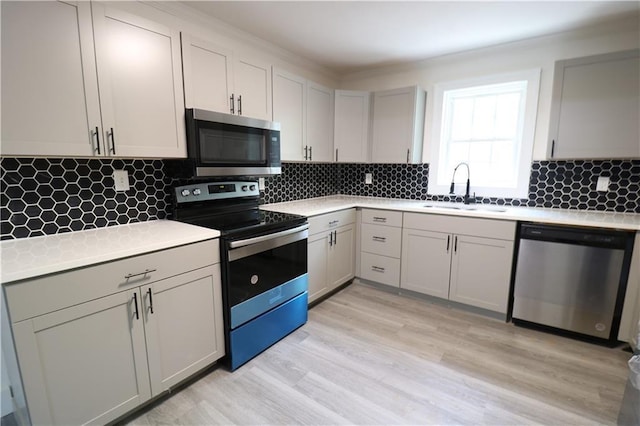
[139,1,339,89]
[339,15,640,162]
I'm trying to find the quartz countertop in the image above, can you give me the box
[261,195,640,231]
[0,220,220,284]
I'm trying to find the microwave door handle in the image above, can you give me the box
[230,93,235,114]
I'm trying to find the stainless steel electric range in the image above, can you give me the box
[172,181,308,370]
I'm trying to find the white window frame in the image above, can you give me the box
[428,69,541,199]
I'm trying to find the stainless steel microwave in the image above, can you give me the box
[167,109,281,178]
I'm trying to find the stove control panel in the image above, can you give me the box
[174,181,260,203]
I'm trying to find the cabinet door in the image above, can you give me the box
[371,86,425,164]
[549,49,640,159]
[234,57,272,120]
[272,68,306,161]
[92,5,186,158]
[449,235,514,313]
[334,90,370,163]
[307,82,335,162]
[181,33,233,113]
[328,224,356,289]
[144,265,224,395]
[400,228,451,299]
[308,232,330,304]
[1,1,102,156]
[11,289,150,425]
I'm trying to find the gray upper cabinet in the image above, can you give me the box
[548,49,640,159]
[371,86,426,164]
[1,1,187,158]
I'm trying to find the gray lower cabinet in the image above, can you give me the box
[4,240,224,425]
[401,213,516,314]
[359,209,403,287]
[307,209,356,303]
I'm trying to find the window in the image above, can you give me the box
[429,69,541,198]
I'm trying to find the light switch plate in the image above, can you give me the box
[596,176,610,192]
[113,170,130,191]
[365,173,373,185]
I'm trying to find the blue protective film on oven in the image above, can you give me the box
[230,273,308,329]
[229,291,308,370]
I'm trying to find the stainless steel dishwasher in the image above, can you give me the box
[512,223,634,344]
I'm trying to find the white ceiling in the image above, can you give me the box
[182,1,639,74]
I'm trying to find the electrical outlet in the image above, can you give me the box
[258,177,265,191]
[596,176,610,192]
[365,173,373,185]
[113,170,130,192]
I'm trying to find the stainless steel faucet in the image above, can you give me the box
[449,162,474,204]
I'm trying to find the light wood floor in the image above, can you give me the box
[126,282,632,425]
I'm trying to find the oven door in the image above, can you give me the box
[226,224,308,329]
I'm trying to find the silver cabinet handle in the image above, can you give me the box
[238,95,242,115]
[309,146,312,161]
[551,140,555,158]
[372,217,387,223]
[335,148,339,162]
[371,266,385,273]
[446,235,450,252]
[372,236,386,242]
[333,230,337,245]
[304,145,308,160]
[230,93,235,114]
[454,236,458,253]
[406,149,410,163]
[329,230,333,246]
[329,220,339,226]
[124,269,156,280]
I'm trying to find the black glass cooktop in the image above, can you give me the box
[177,208,307,239]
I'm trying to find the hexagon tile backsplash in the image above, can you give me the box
[1,158,171,240]
[1,158,638,240]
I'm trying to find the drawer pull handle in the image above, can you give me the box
[147,288,154,314]
[329,220,339,226]
[372,217,387,223]
[124,269,156,280]
[371,266,385,273]
[446,235,450,252]
[372,236,386,242]
[132,292,140,320]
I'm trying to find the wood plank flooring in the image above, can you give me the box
[126,282,631,425]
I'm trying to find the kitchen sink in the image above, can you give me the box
[422,203,508,213]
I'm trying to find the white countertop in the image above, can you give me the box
[0,220,220,284]
[261,195,640,231]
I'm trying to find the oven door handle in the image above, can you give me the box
[229,224,309,249]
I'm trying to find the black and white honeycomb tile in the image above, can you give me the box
[1,158,171,240]
[262,162,338,204]
[527,160,639,213]
[1,157,638,240]
[339,163,429,199]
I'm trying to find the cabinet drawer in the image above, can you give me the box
[361,209,403,227]
[308,208,356,235]
[403,213,515,241]
[5,239,219,322]
[361,223,402,258]
[360,252,400,287]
